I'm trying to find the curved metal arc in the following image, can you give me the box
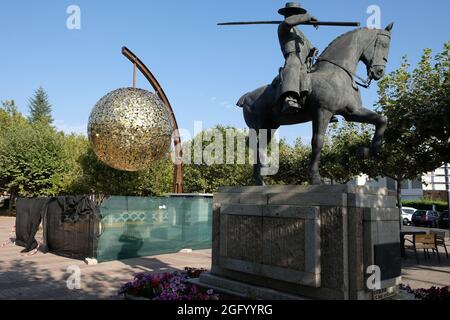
[121,47,181,130]
[121,46,183,193]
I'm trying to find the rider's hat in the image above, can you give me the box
[278,2,307,16]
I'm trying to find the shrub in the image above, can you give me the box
[402,198,448,211]
[118,267,219,300]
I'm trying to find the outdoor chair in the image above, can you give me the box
[430,230,449,259]
[405,234,440,264]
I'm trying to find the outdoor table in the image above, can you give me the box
[400,229,428,258]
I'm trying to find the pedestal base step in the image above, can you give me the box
[191,273,310,300]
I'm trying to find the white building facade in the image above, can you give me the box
[351,164,449,201]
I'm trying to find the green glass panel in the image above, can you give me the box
[96,196,212,262]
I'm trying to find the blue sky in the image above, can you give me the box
[1,0,449,143]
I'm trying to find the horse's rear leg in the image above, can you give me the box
[252,128,276,186]
[310,109,333,185]
[253,161,265,186]
[343,107,387,156]
[251,129,265,186]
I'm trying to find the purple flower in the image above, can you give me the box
[119,268,219,300]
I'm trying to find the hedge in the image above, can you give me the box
[402,198,449,211]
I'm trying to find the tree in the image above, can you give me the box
[267,123,375,186]
[182,126,253,193]
[374,43,450,210]
[53,132,90,195]
[0,101,30,209]
[0,120,66,200]
[0,100,21,129]
[180,124,377,191]
[72,144,174,196]
[266,138,310,185]
[320,122,375,184]
[406,43,450,163]
[28,87,53,124]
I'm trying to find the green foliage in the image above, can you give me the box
[266,138,310,185]
[402,198,448,211]
[54,133,89,194]
[266,122,376,185]
[28,87,53,125]
[411,44,450,162]
[182,123,373,190]
[320,122,374,183]
[182,126,253,193]
[68,144,173,196]
[0,100,21,129]
[0,120,66,197]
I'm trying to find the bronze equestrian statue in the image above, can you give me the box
[234,3,394,185]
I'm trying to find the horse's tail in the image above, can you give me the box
[236,92,250,108]
[237,84,276,110]
[239,84,278,131]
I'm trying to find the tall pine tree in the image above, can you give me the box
[28,87,53,124]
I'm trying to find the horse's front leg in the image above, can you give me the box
[310,109,333,185]
[342,107,387,156]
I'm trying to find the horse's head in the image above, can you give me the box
[361,23,394,81]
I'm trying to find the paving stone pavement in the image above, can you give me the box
[0,217,211,300]
[1,216,449,300]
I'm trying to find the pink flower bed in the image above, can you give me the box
[119,267,219,300]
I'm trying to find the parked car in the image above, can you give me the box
[412,210,441,228]
[401,206,417,225]
[438,210,449,229]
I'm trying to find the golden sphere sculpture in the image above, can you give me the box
[88,87,173,171]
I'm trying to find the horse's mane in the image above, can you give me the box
[318,27,369,60]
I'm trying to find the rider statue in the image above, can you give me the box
[277,2,319,114]
[225,4,392,185]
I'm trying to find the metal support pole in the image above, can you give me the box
[133,61,137,88]
[445,163,450,232]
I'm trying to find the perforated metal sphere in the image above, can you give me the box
[87,88,173,171]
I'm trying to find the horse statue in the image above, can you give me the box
[238,23,394,185]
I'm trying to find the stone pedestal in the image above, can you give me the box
[197,185,401,300]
